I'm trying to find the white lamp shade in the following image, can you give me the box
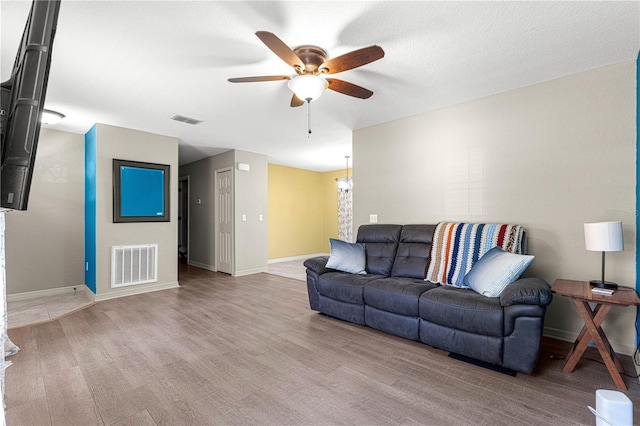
[584,221,624,252]
[287,75,328,102]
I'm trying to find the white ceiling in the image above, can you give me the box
[2,1,638,172]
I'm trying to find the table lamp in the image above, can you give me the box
[584,221,623,289]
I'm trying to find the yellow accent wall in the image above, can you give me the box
[268,164,351,259]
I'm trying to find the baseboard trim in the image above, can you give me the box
[543,326,636,356]
[233,267,268,277]
[8,285,87,302]
[268,253,328,264]
[543,326,576,344]
[82,285,96,301]
[188,260,216,272]
[93,281,180,302]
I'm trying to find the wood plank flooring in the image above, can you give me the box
[6,264,640,425]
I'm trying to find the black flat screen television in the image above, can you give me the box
[0,0,61,211]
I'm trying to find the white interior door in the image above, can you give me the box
[216,169,233,274]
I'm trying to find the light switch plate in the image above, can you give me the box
[369,214,378,223]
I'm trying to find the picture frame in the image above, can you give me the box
[113,159,170,223]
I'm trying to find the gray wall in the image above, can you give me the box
[94,124,179,299]
[5,128,85,294]
[353,61,636,354]
[234,150,268,275]
[179,149,268,275]
[6,124,180,300]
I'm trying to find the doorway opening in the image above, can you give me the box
[178,176,189,264]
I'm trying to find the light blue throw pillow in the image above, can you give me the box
[326,238,366,274]
[463,246,534,297]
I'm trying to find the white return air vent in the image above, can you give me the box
[111,244,158,288]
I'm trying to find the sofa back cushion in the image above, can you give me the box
[356,224,402,276]
[391,224,436,279]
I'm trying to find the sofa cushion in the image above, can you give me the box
[356,224,402,276]
[391,224,436,279]
[463,247,534,297]
[364,277,438,316]
[326,238,367,274]
[418,286,504,337]
[316,272,382,305]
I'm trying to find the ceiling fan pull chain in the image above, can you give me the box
[307,99,312,137]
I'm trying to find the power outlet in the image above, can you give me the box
[369,214,378,223]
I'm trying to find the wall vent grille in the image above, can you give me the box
[111,244,158,288]
[170,114,203,125]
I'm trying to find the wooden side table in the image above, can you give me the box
[552,279,640,391]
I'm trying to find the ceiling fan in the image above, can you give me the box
[228,31,385,107]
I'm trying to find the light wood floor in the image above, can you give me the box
[6,264,640,425]
[6,259,304,329]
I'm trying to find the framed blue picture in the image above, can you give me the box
[113,159,170,223]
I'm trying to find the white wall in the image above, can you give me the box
[93,124,179,300]
[5,128,84,295]
[353,61,636,354]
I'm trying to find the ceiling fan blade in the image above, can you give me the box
[255,31,304,70]
[290,94,305,107]
[319,45,384,74]
[228,75,291,83]
[327,78,373,99]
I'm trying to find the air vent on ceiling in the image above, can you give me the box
[170,114,203,125]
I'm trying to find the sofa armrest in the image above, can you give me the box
[500,277,552,307]
[304,256,331,275]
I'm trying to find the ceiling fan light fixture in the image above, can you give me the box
[41,109,65,124]
[288,75,328,102]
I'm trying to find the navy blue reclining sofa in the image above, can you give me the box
[304,224,553,374]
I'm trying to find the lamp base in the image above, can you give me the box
[590,280,618,290]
